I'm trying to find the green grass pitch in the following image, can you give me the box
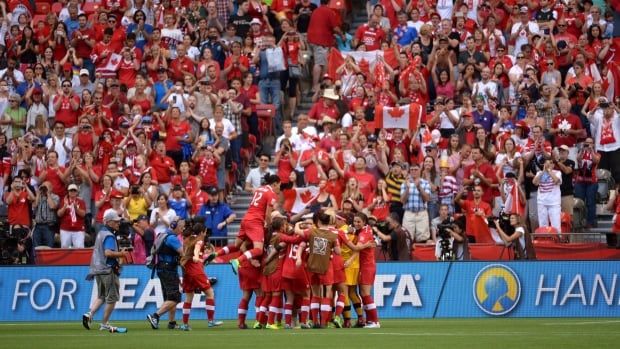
[0,319,618,349]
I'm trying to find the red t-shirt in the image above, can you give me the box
[118,58,138,88]
[149,152,175,184]
[54,95,80,128]
[169,56,196,82]
[277,153,295,184]
[354,24,386,51]
[308,99,339,124]
[94,189,112,223]
[58,196,86,231]
[164,119,191,152]
[8,190,30,226]
[461,199,493,243]
[551,113,583,147]
[346,170,377,206]
[72,27,95,58]
[244,185,277,223]
[307,5,340,47]
[463,162,497,203]
[223,55,250,80]
[46,166,67,198]
[171,174,200,198]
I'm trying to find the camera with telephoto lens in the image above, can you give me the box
[0,221,30,265]
[488,213,511,232]
[116,220,133,251]
[436,218,455,261]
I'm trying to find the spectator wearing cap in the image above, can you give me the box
[510,6,540,56]
[400,163,431,243]
[198,186,236,246]
[57,183,87,248]
[73,69,95,97]
[129,214,154,264]
[24,87,47,130]
[308,88,340,129]
[1,93,26,138]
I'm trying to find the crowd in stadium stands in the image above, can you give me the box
[1,0,620,266]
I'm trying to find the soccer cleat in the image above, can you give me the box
[168,321,179,330]
[363,322,381,329]
[238,323,248,330]
[343,319,351,328]
[208,277,218,286]
[300,323,312,329]
[208,320,223,328]
[312,323,324,329]
[265,323,280,330]
[332,316,343,328]
[276,322,283,329]
[230,259,240,275]
[110,326,128,333]
[179,324,192,331]
[146,313,159,330]
[82,312,92,330]
[284,324,293,330]
[354,319,366,328]
[99,323,110,331]
[252,321,263,329]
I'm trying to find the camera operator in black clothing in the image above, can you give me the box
[372,213,413,261]
[435,216,469,261]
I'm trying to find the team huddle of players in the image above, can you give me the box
[182,175,381,329]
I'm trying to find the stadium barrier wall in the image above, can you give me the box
[1,261,619,322]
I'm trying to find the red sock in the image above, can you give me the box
[205,298,215,322]
[300,297,310,324]
[310,296,320,324]
[362,295,378,323]
[217,245,239,256]
[335,293,345,317]
[320,297,332,327]
[284,303,293,326]
[238,247,263,263]
[182,301,191,324]
[260,294,271,325]
[254,296,263,322]
[267,295,282,325]
[238,298,249,326]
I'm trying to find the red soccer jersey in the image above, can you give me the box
[171,174,199,198]
[357,225,375,267]
[164,119,191,152]
[191,190,209,215]
[280,233,305,280]
[169,56,196,82]
[118,58,138,88]
[244,185,277,223]
[72,27,95,59]
[463,162,497,203]
[551,113,583,147]
[354,24,386,51]
[8,190,30,226]
[54,95,80,128]
[58,196,86,231]
[196,156,219,187]
[149,152,175,184]
[461,199,493,243]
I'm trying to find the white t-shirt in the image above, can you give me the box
[245,167,273,189]
[473,80,499,109]
[590,110,620,152]
[149,208,177,236]
[511,21,540,55]
[209,118,236,139]
[536,169,562,205]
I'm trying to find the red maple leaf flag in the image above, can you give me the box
[374,103,424,131]
[291,186,320,213]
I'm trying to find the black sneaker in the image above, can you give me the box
[146,313,159,330]
[209,277,218,286]
[168,321,179,330]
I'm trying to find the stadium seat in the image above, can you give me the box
[561,213,572,235]
[31,14,46,26]
[35,2,50,14]
[51,2,63,14]
[256,104,275,137]
[82,2,101,15]
[534,226,563,243]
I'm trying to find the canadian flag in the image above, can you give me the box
[283,186,320,214]
[374,103,424,131]
[95,53,122,79]
[503,179,525,215]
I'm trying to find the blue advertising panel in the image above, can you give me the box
[435,261,620,318]
[1,261,619,322]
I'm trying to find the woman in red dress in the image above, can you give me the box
[179,223,222,330]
